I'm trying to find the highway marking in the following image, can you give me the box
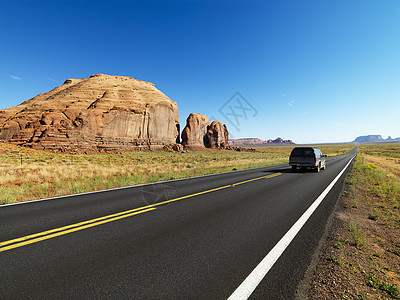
[0,172,281,253]
[0,206,157,248]
[228,156,355,300]
[0,208,156,252]
[154,173,281,206]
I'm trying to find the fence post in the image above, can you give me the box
[20,154,23,165]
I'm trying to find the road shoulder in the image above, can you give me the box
[306,156,400,299]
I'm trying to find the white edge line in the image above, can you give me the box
[228,154,355,300]
[0,163,289,208]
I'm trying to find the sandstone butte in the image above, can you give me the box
[181,113,210,148]
[181,113,229,149]
[0,74,180,152]
[205,120,229,148]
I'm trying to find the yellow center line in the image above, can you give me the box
[231,172,281,187]
[0,208,156,252]
[0,172,281,253]
[146,173,281,207]
[0,205,155,248]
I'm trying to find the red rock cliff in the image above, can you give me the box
[0,74,180,152]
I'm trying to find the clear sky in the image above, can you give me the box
[1,0,399,144]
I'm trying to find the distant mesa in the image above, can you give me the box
[229,137,294,146]
[181,113,229,149]
[353,135,400,143]
[228,138,264,146]
[0,73,180,152]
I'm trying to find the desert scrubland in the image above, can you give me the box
[0,143,352,205]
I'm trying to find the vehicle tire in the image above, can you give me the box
[323,163,326,170]
[316,164,320,172]
[292,166,297,172]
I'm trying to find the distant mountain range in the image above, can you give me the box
[228,137,294,146]
[353,135,400,143]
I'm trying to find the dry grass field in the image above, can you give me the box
[0,142,353,205]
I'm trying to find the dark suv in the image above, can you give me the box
[289,147,327,172]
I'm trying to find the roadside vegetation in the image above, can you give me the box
[310,143,400,299]
[0,142,352,205]
[249,144,351,158]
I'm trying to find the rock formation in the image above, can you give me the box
[265,137,294,144]
[353,135,400,143]
[204,120,229,148]
[181,113,210,148]
[0,74,180,152]
[181,113,229,149]
[162,143,186,153]
[228,138,265,146]
[229,137,294,146]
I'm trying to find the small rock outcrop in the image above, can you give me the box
[163,143,186,153]
[181,113,229,149]
[181,113,210,148]
[204,120,229,148]
[0,74,180,152]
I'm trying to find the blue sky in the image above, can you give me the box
[1,0,399,143]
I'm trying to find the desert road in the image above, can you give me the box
[0,148,356,299]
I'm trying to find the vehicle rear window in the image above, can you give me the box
[291,148,303,157]
[291,148,314,157]
[304,149,314,157]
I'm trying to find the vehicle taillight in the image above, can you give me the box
[315,155,317,162]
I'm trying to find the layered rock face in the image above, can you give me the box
[0,74,180,152]
[181,113,229,148]
[181,113,210,148]
[205,120,229,148]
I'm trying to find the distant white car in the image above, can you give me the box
[289,147,327,172]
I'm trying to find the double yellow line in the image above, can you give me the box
[0,172,281,253]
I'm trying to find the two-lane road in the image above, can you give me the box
[0,148,356,299]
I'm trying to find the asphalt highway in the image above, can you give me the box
[0,147,356,299]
